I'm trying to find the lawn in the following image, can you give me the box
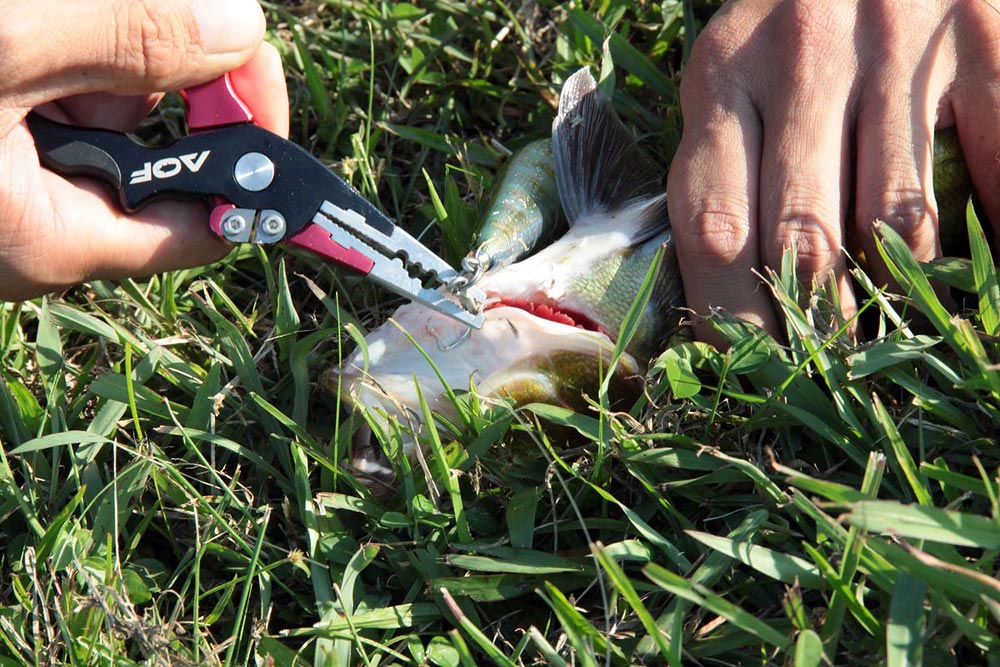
[1,1,998,665]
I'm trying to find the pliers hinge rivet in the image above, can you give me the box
[234,151,275,192]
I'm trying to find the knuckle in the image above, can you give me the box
[684,5,761,97]
[683,33,745,102]
[680,206,751,267]
[113,0,195,83]
[771,212,840,278]
[958,2,1000,68]
[689,19,745,68]
[784,0,850,43]
[860,186,935,245]
[861,7,926,83]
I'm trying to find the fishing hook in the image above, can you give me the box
[443,248,488,320]
[435,325,472,351]
[437,247,491,351]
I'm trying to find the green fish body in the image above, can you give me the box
[473,138,563,271]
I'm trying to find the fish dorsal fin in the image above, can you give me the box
[552,68,664,226]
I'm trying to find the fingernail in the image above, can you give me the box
[194,0,265,54]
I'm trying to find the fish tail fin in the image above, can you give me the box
[552,67,665,235]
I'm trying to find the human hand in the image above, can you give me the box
[667,0,1000,347]
[0,0,290,301]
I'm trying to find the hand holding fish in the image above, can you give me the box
[668,0,1000,347]
[0,0,288,300]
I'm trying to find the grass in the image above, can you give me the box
[1,0,998,665]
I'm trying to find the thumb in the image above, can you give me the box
[5,0,265,106]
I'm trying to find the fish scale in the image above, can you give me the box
[572,226,682,356]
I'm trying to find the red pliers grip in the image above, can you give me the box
[27,75,485,328]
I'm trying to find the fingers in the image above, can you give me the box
[229,43,289,138]
[43,93,161,130]
[952,3,1000,241]
[668,74,774,347]
[854,2,949,292]
[0,120,230,299]
[669,0,1000,351]
[671,0,862,346]
[854,84,940,290]
[33,42,289,136]
[2,0,265,106]
[24,168,232,298]
[60,44,289,275]
[22,41,290,291]
[0,29,288,298]
[957,100,1000,245]
[756,51,855,327]
[751,1,866,337]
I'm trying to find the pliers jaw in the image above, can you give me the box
[27,73,486,328]
[308,201,486,328]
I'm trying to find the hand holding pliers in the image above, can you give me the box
[27,74,485,328]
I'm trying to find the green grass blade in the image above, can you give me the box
[414,382,472,544]
[886,573,927,667]
[871,393,933,505]
[794,630,824,667]
[274,259,301,361]
[685,531,822,589]
[967,199,1000,335]
[594,544,677,666]
[842,500,1000,548]
[644,562,791,650]
[535,584,601,667]
[506,488,540,550]
[804,543,883,639]
[440,588,517,667]
[565,10,675,101]
[291,604,444,635]
[846,335,941,379]
[446,553,583,575]
[527,627,569,667]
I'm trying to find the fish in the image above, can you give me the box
[469,138,564,273]
[327,67,684,485]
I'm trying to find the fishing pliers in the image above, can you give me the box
[26,74,485,329]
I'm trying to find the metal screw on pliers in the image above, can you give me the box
[221,214,247,238]
[261,214,285,237]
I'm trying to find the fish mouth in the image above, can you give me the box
[332,296,631,419]
[485,297,608,338]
